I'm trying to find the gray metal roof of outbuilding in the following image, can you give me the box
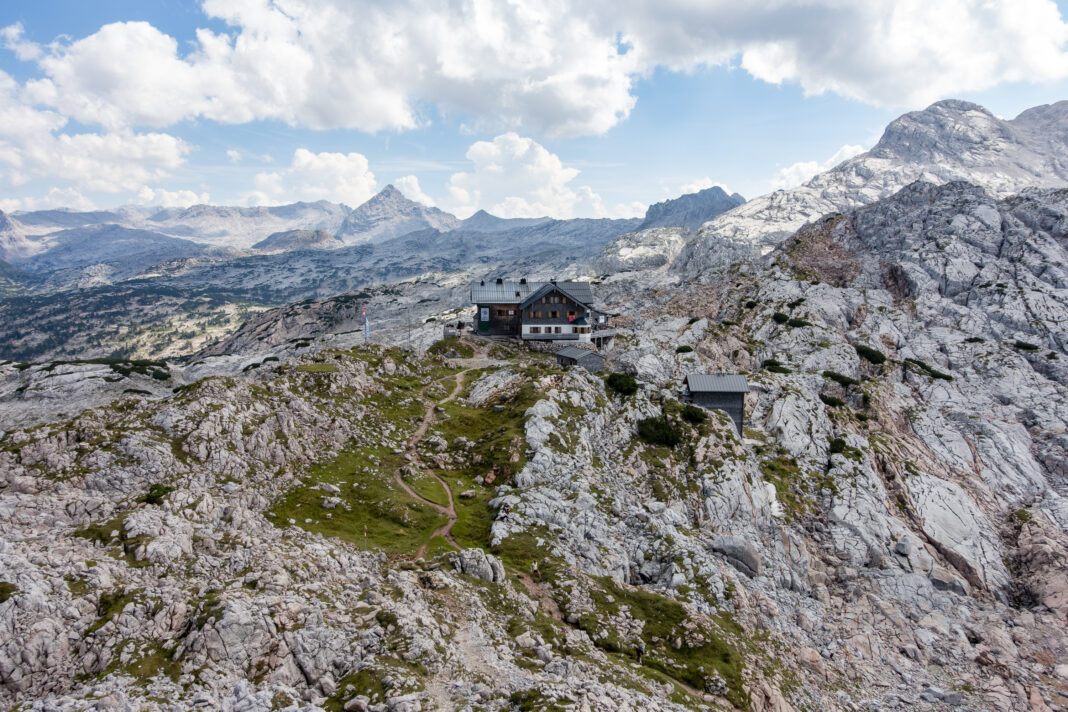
[686,374,749,393]
[555,346,598,360]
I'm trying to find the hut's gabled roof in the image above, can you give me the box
[685,374,749,393]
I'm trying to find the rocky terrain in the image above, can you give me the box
[670,100,1068,275]
[3,98,1068,711]
[253,230,346,252]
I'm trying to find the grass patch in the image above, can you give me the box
[295,363,339,373]
[88,588,140,634]
[759,453,806,518]
[73,514,153,568]
[576,577,749,709]
[427,337,474,359]
[404,470,450,507]
[434,381,541,548]
[268,443,444,555]
[492,530,564,584]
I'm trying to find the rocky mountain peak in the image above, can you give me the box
[870,99,1013,163]
[638,185,746,231]
[337,184,461,242]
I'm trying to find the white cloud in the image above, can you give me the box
[0,187,95,212]
[0,70,190,196]
[136,186,210,208]
[226,149,242,163]
[445,133,640,219]
[395,175,435,206]
[770,144,866,190]
[247,148,377,206]
[679,177,732,195]
[6,1,1068,139]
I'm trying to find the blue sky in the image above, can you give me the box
[2,0,1068,217]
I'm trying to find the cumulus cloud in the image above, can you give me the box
[770,144,866,190]
[0,187,95,212]
[5,0,1068,139]
[226,149,242,163]
[247,148,377,206]
[395,175,435,206]
[445,133,641,219]
[0,70,189,196]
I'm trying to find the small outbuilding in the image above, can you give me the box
[555,346,605,371]
[683,374,749,435]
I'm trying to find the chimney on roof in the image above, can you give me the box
[479,279,484,286]
[551,277,557,285]
[520,278,526,284]
[495,277,503,285]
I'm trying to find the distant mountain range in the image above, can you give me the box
[0,180,748,291]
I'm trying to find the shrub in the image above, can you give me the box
[675,345,694,354]
[141,484,174,506]
[0,582,16,604]
[637,417,683,447]
[687,316,700,325]
[904,358,953,381]
[828,437,846,454]
[605,372,638,396]
[787,318,812,328]
[1014,340,1040,352]
[964,336,984,343]
[819,393,845,408]
[680,404,707,424]
[854,344,886,364]
[744,300,758,309]
[762,358,791,374]
[786,298,806,310]
[822,370,858,387]
[772,312,789,324]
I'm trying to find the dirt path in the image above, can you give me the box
[394,367,716,705]
[391,370,468,558]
